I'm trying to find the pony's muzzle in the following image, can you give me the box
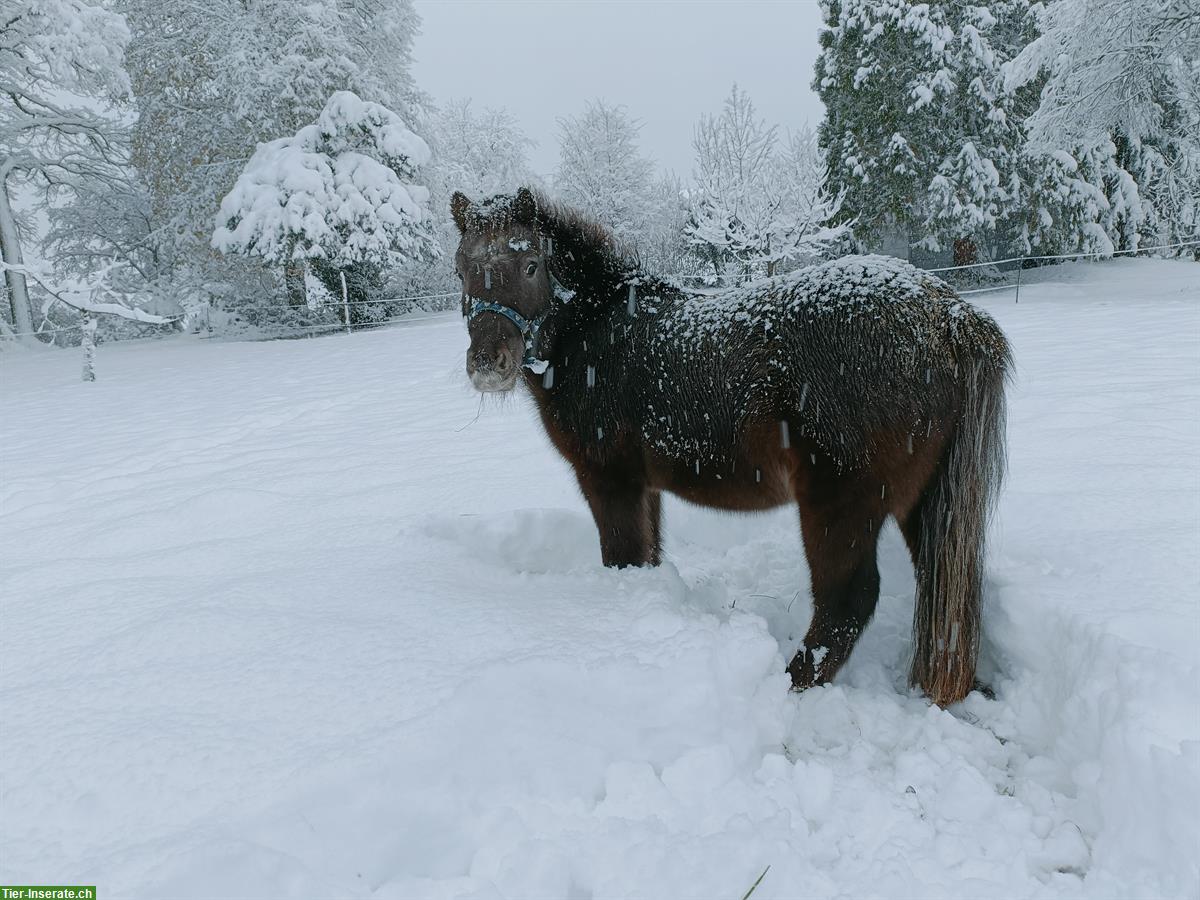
[467,341,518,392]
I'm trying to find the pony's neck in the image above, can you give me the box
[540,217,681,329]
[542,218,639,311]
[523,207,684,377]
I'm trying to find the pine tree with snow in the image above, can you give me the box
[815,0,1033,262]
[213,91,438,317]
[921,2,1032,264]
[122,0,427,317]
[815,0,949,253]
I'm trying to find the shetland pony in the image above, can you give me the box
[453,187,1010,706]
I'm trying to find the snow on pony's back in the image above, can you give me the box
[213,91,437,268]
[668,254,960,337]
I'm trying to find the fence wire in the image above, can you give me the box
[922,238,1200,274]
[186,237,1200,322]
[8,239,1197,344]
[223,238,1198,338]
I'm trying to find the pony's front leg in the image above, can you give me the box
[576,470,659,568]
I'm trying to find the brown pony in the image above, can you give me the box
[452,187,1011,706]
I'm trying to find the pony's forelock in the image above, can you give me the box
[464,189,632,261]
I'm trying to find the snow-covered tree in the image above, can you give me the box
[44,169,158,284]
[815,0,945,250]
[213,91,438,313]
[1007,0,1200,155]
[775,126,853,263]
[688,87,847,277]
[0,0,131,340]
[429,99,534,203]
[641,173,696,276]
[1006,0,1200,251]
[815,0,1034,262]
[1,253,180,357]
[818,0,1197,260]
[920,2,1033,263]
[1014,143,1120,255]
[421,99,536,291]
[688,85,777,275]
[1119,125,1200,251]
[554,100,657,248]
[122,0,427,316]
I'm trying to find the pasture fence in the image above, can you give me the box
[11,238,1199,376]
[206,236,1200,335]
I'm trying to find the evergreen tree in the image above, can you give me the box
[212,91,438,320]
[121,0,427,315]
[1007,0,1200,251]
[815,0,954,253]
[814,0,1188,261]
[921,2,1032,263]
[816,0,1039,262]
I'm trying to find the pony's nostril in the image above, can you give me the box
[494,347,513,374]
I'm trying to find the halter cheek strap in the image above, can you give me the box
[466,299,549,369]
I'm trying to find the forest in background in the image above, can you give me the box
[1,0,1197,344]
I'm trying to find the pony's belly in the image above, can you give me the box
[648,455,795,512]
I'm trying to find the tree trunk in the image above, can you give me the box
[953,237,978,268]
[284,261,306,307]
[0,172,35,340]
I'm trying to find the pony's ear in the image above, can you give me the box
[450,191,472,233]
[513,187,537,225]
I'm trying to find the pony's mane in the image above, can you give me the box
[470,189,676,305]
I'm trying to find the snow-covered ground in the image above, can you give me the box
[2,258,1198,899]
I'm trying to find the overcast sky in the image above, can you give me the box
[411,0,827,181]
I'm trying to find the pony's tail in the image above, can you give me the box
[911,324,1011,706]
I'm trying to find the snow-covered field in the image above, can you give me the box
[2,258,1198,899]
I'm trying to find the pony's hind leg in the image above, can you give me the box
[788,469,884,691]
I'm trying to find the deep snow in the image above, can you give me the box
[1,259,1197,899]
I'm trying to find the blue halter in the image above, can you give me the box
[466,299,548,368]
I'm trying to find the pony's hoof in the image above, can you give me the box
[786,655,817,692]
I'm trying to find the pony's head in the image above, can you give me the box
[452,187,552,393]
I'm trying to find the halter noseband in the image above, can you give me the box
[466,299,549,369]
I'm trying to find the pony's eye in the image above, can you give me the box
[525,261,538,277]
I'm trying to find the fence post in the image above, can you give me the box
[1015,258,1023,304]
[340,271,350,334]
[81,313,97,382]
